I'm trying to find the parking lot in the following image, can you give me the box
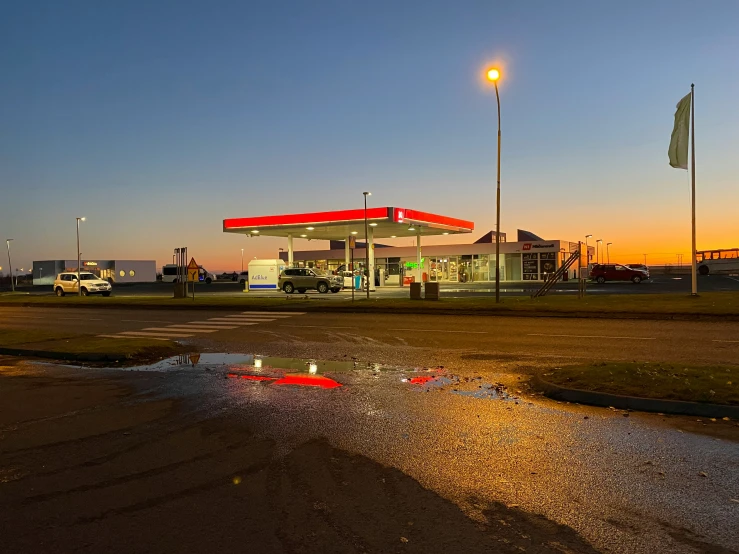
[8,272,739,299]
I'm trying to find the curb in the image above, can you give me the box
[531,374,739,419]
[0,347,136,362]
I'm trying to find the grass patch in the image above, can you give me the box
[544,362,738,405]
[1,291,738,318]
[0,329,180,360]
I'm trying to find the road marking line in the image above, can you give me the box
[388,328,488,334]
[206,319,259,325]
[713,339,739,343]
[527,333,656,340]
[240,311,304,316]
[279,325,358,329]
[217,316,276,321]
[98,334,171,341]
[141,327,218,334]
[58,317,102,321]
[223,315,279,319]
[186,321,240,328]
[121,319,172,323]
[119,331,193,338]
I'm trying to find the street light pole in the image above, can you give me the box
[76,217,85,296]
[606,242,612,264]
[585,234,592,268]
[241,248,244,273]
[596,239,602,265]
[486,68,503,303]
[5,239,14,292]
[363,192,371,299]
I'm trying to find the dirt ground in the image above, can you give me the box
[0,360,605,554]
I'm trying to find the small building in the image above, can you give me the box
[32,260,157,286]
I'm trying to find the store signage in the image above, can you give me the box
[83,261,98,266]
[523,243,556,250]
[522,253,538,280]
[404,258,425,269]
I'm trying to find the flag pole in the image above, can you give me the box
[690,83,697,296]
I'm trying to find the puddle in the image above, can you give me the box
[101,353,512,399]
[126,353,390,374]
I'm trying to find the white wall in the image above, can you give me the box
[113,260,156,283]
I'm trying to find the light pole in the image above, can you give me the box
[606,242,612,264]
[643,254,647,266]
[486,67,502,303]
[5,239,14,292]
[76,217,85,296]
[585,234,592,267]
[363,191,371,299]
[241,248,244,272]
[596,239,603,265]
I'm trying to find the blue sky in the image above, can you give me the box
[1,0,738,271]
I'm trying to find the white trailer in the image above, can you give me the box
[247,259,286,291]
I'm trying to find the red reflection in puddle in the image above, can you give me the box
[409,376,435,385]
[227,373,275,381]
[273,374,342,389]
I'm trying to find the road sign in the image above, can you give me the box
[349,236,356,249]
[189,353,201,365]
[187,257,199,282]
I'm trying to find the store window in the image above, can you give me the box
[473,255,489,282]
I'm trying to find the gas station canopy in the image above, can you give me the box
[223,207,474,240]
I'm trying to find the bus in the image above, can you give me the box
[696,248,739,275]
[161,264,219,284]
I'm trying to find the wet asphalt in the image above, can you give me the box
[93,336,739,554]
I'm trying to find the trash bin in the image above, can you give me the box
[424,282,440,300]
[410,282,422,300]
[354,274,362,290]
[173,282,187,298]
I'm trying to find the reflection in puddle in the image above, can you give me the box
[119,354,511,399]
[129,354,387,374]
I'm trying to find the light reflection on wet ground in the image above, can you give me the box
[28,352,739,554]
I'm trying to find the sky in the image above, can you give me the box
[1,0,738,273]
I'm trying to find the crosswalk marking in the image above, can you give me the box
[240,311,304,316]
[98,311,303,340]
[208,317,259,325]
[97,334,172,341]
[119,331,194,338]
[141,327,219,334]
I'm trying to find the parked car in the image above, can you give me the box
[278,268,343,294]
[238,271,249,285]
[54,272,112,296]
[625,264,649,273]
[219,271,238,281]
[589,264,649,284]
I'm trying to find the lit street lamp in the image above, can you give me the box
[606,242,612,264]
[363,191,371,299]
[76,217,86,296]
[5,239,14,292]
[486,67,503,303]
[596,239,603,265]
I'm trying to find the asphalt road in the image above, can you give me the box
[2,306,739,365]
[9,272,739,299]
[2,307,738,553]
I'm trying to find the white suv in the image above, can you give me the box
[54,272,112,297]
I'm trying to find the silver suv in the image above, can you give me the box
[54,272,112,297]
[278,268,343,294]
